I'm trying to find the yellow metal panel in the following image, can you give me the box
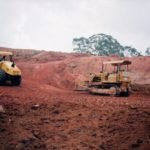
[103,60,131,65]
[1,61,21,76]
[0,51,13,56]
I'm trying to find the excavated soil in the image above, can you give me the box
[0,89,150,150]
[0,48,150,150]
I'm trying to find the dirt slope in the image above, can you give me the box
[1,47,149,88]
[17,50,150,93]
[0,48,150,150]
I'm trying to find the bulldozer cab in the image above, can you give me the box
[100,60,131,83]
[102,60,131,73]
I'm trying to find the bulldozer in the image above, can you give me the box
[76,60,132,96]
[0,51,21,86]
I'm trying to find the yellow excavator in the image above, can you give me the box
[0,51,21,85]
[76,60,132,96]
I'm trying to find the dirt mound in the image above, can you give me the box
[0,47,41,61]
[32,51,89,63]
[132,84,150,95]
[23,55,150,91]
[0,47,150,149]
[1,47,149,92]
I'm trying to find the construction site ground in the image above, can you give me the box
[0,82,150,150]
[0,49,150,150]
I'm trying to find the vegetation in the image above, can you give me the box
[145,48,150,56]
[73,34,142,57]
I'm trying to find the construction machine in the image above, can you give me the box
[76,60,132,96]
[0,51,21,85]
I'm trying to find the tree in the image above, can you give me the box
[145,48,150,56]
[73,34,141,57]
[124,46,141,57]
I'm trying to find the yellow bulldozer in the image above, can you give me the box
[76,60,132,96]
[0,51,21,86]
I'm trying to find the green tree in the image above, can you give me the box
[73,33,141,57]
[145,47,150,56]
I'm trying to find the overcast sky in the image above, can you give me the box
[0,0,150,53]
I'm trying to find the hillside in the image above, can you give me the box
[0,47,149,89]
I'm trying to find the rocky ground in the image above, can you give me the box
[0,85,150,150]
[0,48,150,149]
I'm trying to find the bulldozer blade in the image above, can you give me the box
[74,86,89,91]
[74,81,89,91]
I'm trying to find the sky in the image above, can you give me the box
[0,0,150,53]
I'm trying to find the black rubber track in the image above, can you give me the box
[11,76,21,86]
[0,69,6,85]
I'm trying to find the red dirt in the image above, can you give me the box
[0,48,150,150]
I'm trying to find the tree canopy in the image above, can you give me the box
[73,34,142,57]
